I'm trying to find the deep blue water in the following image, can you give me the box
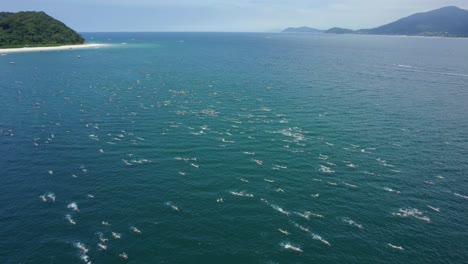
[1,33,467,264]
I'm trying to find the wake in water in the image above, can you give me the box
[165,201,180,211]
[395,63,468,77]
[387,243,404,250]
[280,242,303,252]
[319,165,334,173]
[75,242,91,263]
[229,191,254,198]
[271,204,290,216]
[393,208,430,222]
[47,192,56,202]
[342,217,363,229]
[383,187,401,194]
[131,226,142,234]
[66,214,76,225]
[311,233,331,246]
[454,193,468,199]
[67,202,79,212]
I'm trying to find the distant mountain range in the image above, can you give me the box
[282,27,323,33]
[284,6,468,37]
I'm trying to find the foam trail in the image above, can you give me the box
[39,195,47,202]
[131,226,142,234]
[387,243,404,250]
[383,187,400,194]
[311,233,331,246]
[454,193,468,199]
[80,254,91,264]
[319,165,334,173]
[112,232,121,239]
[342,217,363,229]
[271,204,290,216]
[165,201,180,211]
[280,242,303,252]
[66,214,76,225]
[74,242,89,254]
[230,191,254,197]
[291,221,309,232]
[97,232,108,243]
[427,205,440,212]
[47,192,56,202]
[67,202,79,212]
[119,252,128,259]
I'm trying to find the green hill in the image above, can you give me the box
[362,6,468,37]
[0,11,84,48]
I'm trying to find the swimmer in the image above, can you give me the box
[387,243,404,250]
[132,227,142,234]
[101,221,110,226]
[66,214,76,225]
[47,193,56,202]
[273,206,290,216]
[414,215,431,222]
[278,229,290,235]
[311,193,319,198]
[39,195,47,202]
[216,198,224,203]
[112,232,121,239]
[283,243,303,252]
[310,213,324,218]
[98,233,108,243]
[119,252,128,259]
[312,234,331,246]
[98,243,107,250]
[75,242,89,254]
[67,202,79,212]
[427,205,440,212]
[255,159,263,165]
[81,254,91,264]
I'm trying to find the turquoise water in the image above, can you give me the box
[1,33,467,264]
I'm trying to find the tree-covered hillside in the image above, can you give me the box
[0,11,84,48]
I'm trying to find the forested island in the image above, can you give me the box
[0,11,84,48]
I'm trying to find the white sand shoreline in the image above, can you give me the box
[0,43,111,54]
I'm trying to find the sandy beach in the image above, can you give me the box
[0,43,111,54]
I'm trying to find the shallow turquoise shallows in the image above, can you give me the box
[1,33,467,264]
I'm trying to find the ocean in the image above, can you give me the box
[0,32,467,264]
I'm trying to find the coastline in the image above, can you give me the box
[0,43,111,54]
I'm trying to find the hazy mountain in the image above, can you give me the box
[362,6,468,37]
[282,27,323,33]
[325,27,355,34]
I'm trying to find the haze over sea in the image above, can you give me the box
[1,32,467,264]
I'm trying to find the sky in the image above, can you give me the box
[3,0,468,32]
